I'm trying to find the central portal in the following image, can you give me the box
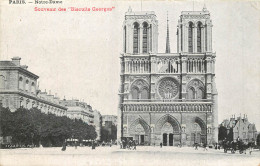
[156,115,181,146]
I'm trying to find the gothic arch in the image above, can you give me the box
[186,79,205,99]
[155,114,181,134]
[187,87,195,99]
[123,25,127,53]
[194,117,206,135]
[197,21,202,52]
[188,21,194,53]
[133,22,140,54]
[129,118,151,135]
[132,21,141,27]
[130,79,149,100]
[142,22,149,53]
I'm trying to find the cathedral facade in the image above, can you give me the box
[118,7,218,146]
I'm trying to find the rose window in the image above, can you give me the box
[158,77,179,99]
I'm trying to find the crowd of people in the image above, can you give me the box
[118,139,137,150]
[59,137,257,155]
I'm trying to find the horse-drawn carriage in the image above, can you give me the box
[222,140,254,154]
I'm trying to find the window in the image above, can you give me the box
[124,26,126,53]
[31,82,35,94]
[140,88,148,99]
[133,22,139,54]
[19,77,23,90]
[187,87,195,99]
[205,24,207,51]
[188,22,193,53]
[181,25,183,51]
[197,87,204,99]
[142,22,148,53]
[25,80,29,91]
[207,127,211,134]
[0,76,5,89]
[197,22,202,52]
[132,88,138,100]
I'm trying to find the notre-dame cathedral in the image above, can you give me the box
[118,6,218,146]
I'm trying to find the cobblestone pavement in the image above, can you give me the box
[0,146,259,166]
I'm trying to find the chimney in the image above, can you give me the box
[11,57,21,66]
[21,65,28,70]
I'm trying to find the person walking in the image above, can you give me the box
[92,141,95,150]
[195,143,198,150]
[160,143,162,148]
[61,140,67,151]
[133,141,136,150]
[203,143,208,151]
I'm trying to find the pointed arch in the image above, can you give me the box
[188,22,193,53]
[142,22,148,54]
[187,87,195,99]
[129,118,150,135]
[186,79,205,99]
[155,114,181,134]
[133,22,140,54]
[194,117,206,135]
[130,79,149,100]
[124,26,127,53]
[197,21,202,52]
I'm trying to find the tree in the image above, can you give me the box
[257,133,260,146]
[0,107,97,147]
[218,125,227,141]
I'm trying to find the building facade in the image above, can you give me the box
[118,7,218,146]
[220,115,258,143]
[0,57,67,116]
[59,99,94,125]
[102,115,117,126]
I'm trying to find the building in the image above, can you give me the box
[102,115,117,126]
[0,57,67,116]
[118,7,218,146]
[93,110,102,141]
[220,115,257,143]
[59,99,94,125]
[101,115,117,141]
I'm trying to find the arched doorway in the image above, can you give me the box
[191,117,207,145]
[129,118,151,145]
[161,122,173,146]
[155,114,181,146]
[134,124,145,145]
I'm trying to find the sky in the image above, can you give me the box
[1,0,260,129]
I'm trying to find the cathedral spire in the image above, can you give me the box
[165,12,171,53]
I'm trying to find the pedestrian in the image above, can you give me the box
[160,143,162,148]
[61,140,67,151]
[122,140,125,149]
[133,141,136,150]
[92,141,95,150]
[195,143,198,150]
[203,143,208,151]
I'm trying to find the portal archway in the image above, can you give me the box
[129,118,151,145]
[191,117,207,144]
[155,114,181,146]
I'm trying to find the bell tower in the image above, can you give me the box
[177,6,213,53]
[123,7,159,54]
